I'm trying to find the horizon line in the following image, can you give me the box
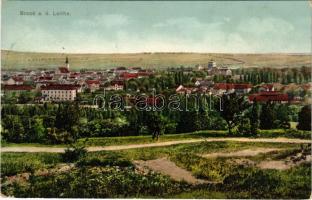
[1,49,311,55]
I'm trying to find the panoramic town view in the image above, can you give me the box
[1,1,311,199]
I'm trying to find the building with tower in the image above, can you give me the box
[57,57,70,74]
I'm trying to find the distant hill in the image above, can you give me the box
[1,50,311,70]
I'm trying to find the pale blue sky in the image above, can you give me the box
[1,1,311,53]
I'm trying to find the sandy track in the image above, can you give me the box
[133,158,208,184]
[200,148,283,158]
[1,137,311,153]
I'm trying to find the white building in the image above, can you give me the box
[41,84,78,101]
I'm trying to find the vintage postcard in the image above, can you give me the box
[1,0,311,199]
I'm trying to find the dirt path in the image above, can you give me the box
[200,148,283,158]
[1,137,311,153]
[133,157,208,184]
[258,155,312,170]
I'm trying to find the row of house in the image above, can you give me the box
[176,81,311,103]
[2,57,154,102]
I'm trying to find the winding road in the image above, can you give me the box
[1,137,311,153]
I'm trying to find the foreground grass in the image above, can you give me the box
[1,141,310,198]
[2,129,310,148]
[1,152,62,176]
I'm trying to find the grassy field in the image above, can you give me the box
[1,140,310,198]
[2,129,310,148]
[2,50,311,70]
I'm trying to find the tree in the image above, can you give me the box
[249,100,259,135]
[32,118,45,142]
[297,105,311,131]
[260,102,276,129]
[275,104,291,129]
[217,93,250,135]
[2,115,25,142]
[145,112,166,140]
[177,110,200,133]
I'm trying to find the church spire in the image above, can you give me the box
[65,56,69,70]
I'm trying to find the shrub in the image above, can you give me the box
[2,166,189,198]
[1,153,62,176]
[62,144,87,162]
[297,105,311,131]
[76,153,133,168]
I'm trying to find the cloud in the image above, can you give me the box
[75,14,130,28]
[2,13,309,53]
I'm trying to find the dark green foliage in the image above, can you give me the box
[260,102,276,129]
[2,167,188,198]
[275,104,291,129]
[76,152,133,168]
[144,112,168,140]
[249,101,259,135]
[1,153,62,176]
[222,164,311,199]
[297,105,311,131]
[62,143,87,162]
[217,93,250,135]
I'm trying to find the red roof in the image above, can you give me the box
[248,92,289,102]
[58,67,70,73]
[3,84,33,91]
[41,84,79,90]
[12,77,24,82]
[37,76,53,81]
[138,71,152,77]
[214,83,252,90]
[85,80,100,85]
[214,83,232,90]
[233,83,252,89]
[111,80,124,86]
[260,84,274,90]
[120,72,138,79]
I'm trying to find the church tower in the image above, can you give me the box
[65,56,69,70]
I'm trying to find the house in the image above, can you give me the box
[119,72,138,80]
[213,83,235,95]
[69,72,80,80]
[259,84,275,92]
[208,66,232,76]
[57,67,70,74]
[213,83,252,95]
[138,69,153,78]
[3,77,24,85]
[219,67,232,76]
[105,80,124,91]
[207,60,217,70]
[248,91,289,103]
[3,84,34,94]
[56,57,70,74]
[194,80,214,87]
[176,85,194,94]
[85,80,101,92]
[41,84,79,101]
[114,67,127,74]
[233,83,252,94]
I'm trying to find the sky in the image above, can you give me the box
[1,1,311,53]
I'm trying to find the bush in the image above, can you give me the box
[2,166,189,198]
[76,153,133,168]
[297,105,311,131]
[283,129,311,139]
[1,153,62,176]
[62,144,87,162]
[222,164,311,199]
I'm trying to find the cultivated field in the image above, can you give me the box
[2,50,311,70]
